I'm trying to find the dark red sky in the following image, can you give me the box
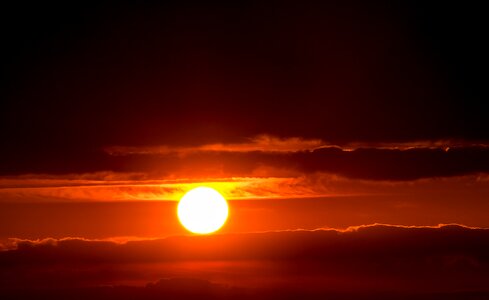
[1,1,488,299]
[1,1,488,167]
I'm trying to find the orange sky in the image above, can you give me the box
[1,173,488,241]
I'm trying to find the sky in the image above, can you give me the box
[1,1,489,299]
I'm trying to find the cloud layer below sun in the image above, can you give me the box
[1,224,488,299]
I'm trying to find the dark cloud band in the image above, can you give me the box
[1,224,488,297]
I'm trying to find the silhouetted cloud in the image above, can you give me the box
[105,135,325,155]
[1,224,488,297]
[102,137,489,181]
[3,278,489,300]
[4,140,489,180]
[106,136,489,156]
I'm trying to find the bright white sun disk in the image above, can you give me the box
[177,187,229,234]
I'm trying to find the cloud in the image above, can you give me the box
[1,224,488,297]
[2,135,489,204]
[0,176,318,202]
[105,135,489,157]
[3,135,489,181]
[1,172,488,203]
[3,280,488,300]
[100,138,489,181]
[321,139,489,152]
[2,176,489,241]
[2,278,249,300]
[104,135,325,156]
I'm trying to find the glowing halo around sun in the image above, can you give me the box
[177,187,229,234]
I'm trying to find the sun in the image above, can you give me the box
[177,187,229,234]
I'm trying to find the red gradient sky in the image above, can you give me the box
[1,1,488,299]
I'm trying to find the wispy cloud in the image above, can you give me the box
[1,172,488,203]
[105,135,325,156]
[105,135,489,156]
[0,175,321,202]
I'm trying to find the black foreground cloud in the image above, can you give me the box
[4,279,489,300]
[1,145,489,181]
[1,224,488,299]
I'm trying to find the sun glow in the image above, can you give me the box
[177,187,229,234]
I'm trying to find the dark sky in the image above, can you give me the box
[1,1,488,176]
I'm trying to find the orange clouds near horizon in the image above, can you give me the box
[1,174,489,242]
